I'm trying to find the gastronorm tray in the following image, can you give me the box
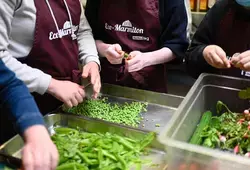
[158,73,250,170]
[62,83,184,133]
[0,113,168,170]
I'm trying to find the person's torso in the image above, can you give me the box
[98,0,161,53]
[215,0,250,78]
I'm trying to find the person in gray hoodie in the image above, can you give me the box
[0,0,101,114]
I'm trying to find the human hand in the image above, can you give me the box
[203,45,231,69]
[231,51,250,71]
[47,78,85,108]
[22,125,58,170]
[125,51,149,72]
[104,44,124,64]
[82,62,101,99]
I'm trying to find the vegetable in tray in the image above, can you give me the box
[189,100,250,157]
[64,97,148,127]
[52,127,156,170]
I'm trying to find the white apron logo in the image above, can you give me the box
[241,70,250,77]
[105,20,149,41]
[49,21,78,40]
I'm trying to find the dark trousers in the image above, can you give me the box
[0,106,17,144]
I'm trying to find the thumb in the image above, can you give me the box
[216,47,230,67]
[82,66,90,78]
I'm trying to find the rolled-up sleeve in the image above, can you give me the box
[159,0,190,61]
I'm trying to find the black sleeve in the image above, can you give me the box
[159,0,189,62]
[85,0,103,40]
[186,0,229,78]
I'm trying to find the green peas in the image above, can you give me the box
[65,97,148,127]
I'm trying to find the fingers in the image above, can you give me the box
[50,144,59,170]
[204,45,229,69]
[236,53,250,68]
[36,151,50,170]
[90,73,101,99]
[127,64,140,72]
[126,57,140,66]
[216,48,230,68]
[82,65,90,78]
[75,92,83,103]
[78,87,85,98]
[65,100,73,108]
[231,51,250,70]
[113,44,122,52]
[105,44,124,64]
[211,52,225,68]
[22,147,33,170]
[106,51,123,64]
[230,53,241,65]
[22,147,49,170]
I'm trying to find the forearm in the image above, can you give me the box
[144,47,175,67]
[77,9,100,67]
[0,62,44,135]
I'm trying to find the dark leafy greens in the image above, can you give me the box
[191,101,250,156]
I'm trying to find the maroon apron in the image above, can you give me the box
[22,0,81,114]
[98,0,167,93]
[216,6,250,78]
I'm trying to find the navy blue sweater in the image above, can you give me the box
[0,59,44,134]
[85,0,189,61]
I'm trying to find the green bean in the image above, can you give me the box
[53,127,155,170]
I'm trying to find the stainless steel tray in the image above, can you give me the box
[69,83,184,133]
[0,113,168,170]
[159,73,250,170]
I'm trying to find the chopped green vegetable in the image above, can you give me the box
[190,100,250,157]
[189,111,212,145]
[64,97,148,127]
[238,87,250,100]
[52,127,155,170]
[155,124,160,127]
[123,52,129,59]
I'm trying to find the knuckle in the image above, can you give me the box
[214,61,221,65]
[238,55,243,60]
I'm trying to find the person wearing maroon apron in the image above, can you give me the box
[187,0,250,79]
[0,0,100,144]
[85,0,189,93]
[1,0,100,114]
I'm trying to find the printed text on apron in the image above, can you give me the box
[23,0,81,114]
[98,0,167,93]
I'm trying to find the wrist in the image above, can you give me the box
[47,78,58,95]
[96,40,111,57]
[24,125,49,142]
[143,52,153,67]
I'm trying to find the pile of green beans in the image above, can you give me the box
[53,127,156,170]
[64,98,148,127]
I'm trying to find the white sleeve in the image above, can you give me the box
[77,6,100,68]
[0,0,52,95]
